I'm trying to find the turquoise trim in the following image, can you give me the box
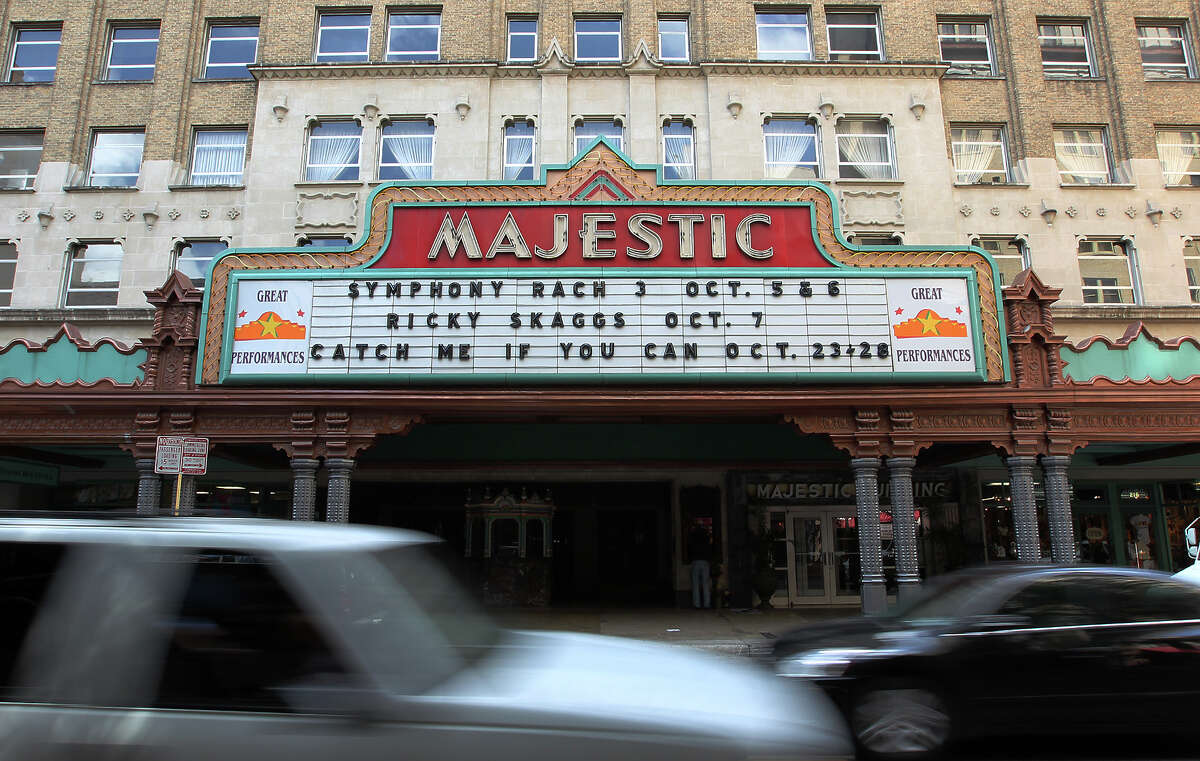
[0,333,146,386]
[1060,332,1200,383]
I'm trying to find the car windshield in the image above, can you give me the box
[891,572,996,625]
[306,542,503,694]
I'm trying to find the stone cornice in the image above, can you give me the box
[250,59,948,81]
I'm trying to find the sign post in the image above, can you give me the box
[155,436,209,516]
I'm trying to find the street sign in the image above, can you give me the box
[154,436,184,474]
[181,437,209,475]
[155,436,209,475]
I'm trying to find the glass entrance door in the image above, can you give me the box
[785,509,861,605]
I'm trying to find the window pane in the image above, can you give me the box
[977,237,1025,285]
[659,19,688,61]
[1157,129,1200,186]
[66,243,123,306]
[764,119,819,179]
[0,542,67,696]
[177,241,227,283]
[827,13,880,60]
[1054,127,1110,184]
[1040,23,1091,77]
[1185,241,1200,303]
[1139,25,1190,79]
[206,24,258,78]
[89,132,145,186]
[380,121,434,180]
[504,122,535,180]
[388,13,439,61]
[837,120,893,179]
[575,120,622,153]
[10,27,61,82]
[317,14,370,61]
[575,19,621,60]
[0,131,42,189]
[508,19,537,61]
[938,21,992,75]
[306,122,360,181]
[107,26,159,80]
[191,129,247,185]
[1079,240,1134,304]
[756,12,811,60]
[663,121,694,180]
[951,126,1008,183]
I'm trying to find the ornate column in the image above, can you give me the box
[325,458,355,523]
[1006,455,1042,562]
[135,458,161,516]
[1041,455,1076,563]
[290,458,319,521]
[887,457,921,598]
[851,457,887,615]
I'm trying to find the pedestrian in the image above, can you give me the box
[688,524,713,609]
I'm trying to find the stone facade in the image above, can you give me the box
[0,0,1196,344]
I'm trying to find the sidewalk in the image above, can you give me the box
[490,606,860,658]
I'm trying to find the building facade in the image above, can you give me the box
[1,1,1199,611]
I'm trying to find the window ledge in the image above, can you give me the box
[1164,184,1200,190]
[294,180,366,188]
[833,178,903,185]
[91,79,154,85]
[168,183,246,192]
[190,77,255,84]
[0,187,36,194]
[63,185,140,193]
[1043,76,1105,82]
[0,81,54,87]
[1058,182,1136,189]
[943,74,1006,80]
[954,181,1030,188]
[1143,77,1198,82]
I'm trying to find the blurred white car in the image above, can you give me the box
[0,517,851,761]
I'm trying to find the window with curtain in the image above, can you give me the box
[175,240,227,284]
[87,130,145,187]
[575,120,622,154]
[8,26,60,82]
[1054,127,1111,184]
[1039,22,1093,77]
[756,12,811,61]
[503,121,535,180]
[65,242,123,307]
[975,236,1027,286]
[379,121,434,180]
[836,119,893,179]
[1138,24,1193,80]
[827,11,882,62]
[951,126,1009,183]
[305,121,361,181]
[190,129,247,185]
[1185,240,1200,303]
[105,25,159,80]
[1078,240,1136,304]
[938,19,993,76]
[0,243,16,306]
[1156,129,1200,186]
[662,120,694,180]
[763,118,819,179]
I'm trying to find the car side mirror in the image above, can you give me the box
[1186,522,1199,560]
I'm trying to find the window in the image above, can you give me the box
[658,18,688,62]
[575,119,622,154]
[836,119,894,179]
[1078,239,1137,304]
[87,130,145,187]
[756,12,811,61]
[0,131,43,189]
[1039,22,1093,78]
[380,121,434,180]
[305,122,360,181]
[387,11,439,61]
[575,18,621,62]
[205,23,259,79]
[316,12,370,63]
[0,243,15,305]
[507,18,537,62]
[298,235,351,246]
[503,121,535,180]
[154,551,348,712]
[105,25,160,81]
[763,118,819,179]
[975,236,1028,286]
[1054,127,1111,184]
[65,242,123,306]
[1138,24,1193,79]
[1185,240,1200,303]
[662,120,694,180]
[175,240,226,285]
[0,543,66,696]
[190,128,247,185]
[850,232,900,245]
[827,11,882,62]
[1157,129,1200,186]
[951,126,1010,183]
[7,26,60,82]
[937,19,993,75]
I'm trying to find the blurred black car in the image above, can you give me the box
[772,565,1200,759]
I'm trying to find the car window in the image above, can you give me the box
[154,549,352,713]
[0,541,66,697]
[1111,577,1200,623]
[998,575,1119,627]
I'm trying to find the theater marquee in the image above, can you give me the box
[198,141,1008,385]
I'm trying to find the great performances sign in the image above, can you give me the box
[223,270,984,382]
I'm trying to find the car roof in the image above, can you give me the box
[0,516,437,553]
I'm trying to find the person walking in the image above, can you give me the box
[688,524,713,609]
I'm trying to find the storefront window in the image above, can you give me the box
[1075,512,1113,564]
[1162,481,1200,571]
[1123,511,1158,569]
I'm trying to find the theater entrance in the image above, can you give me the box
[772,509,862,606]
